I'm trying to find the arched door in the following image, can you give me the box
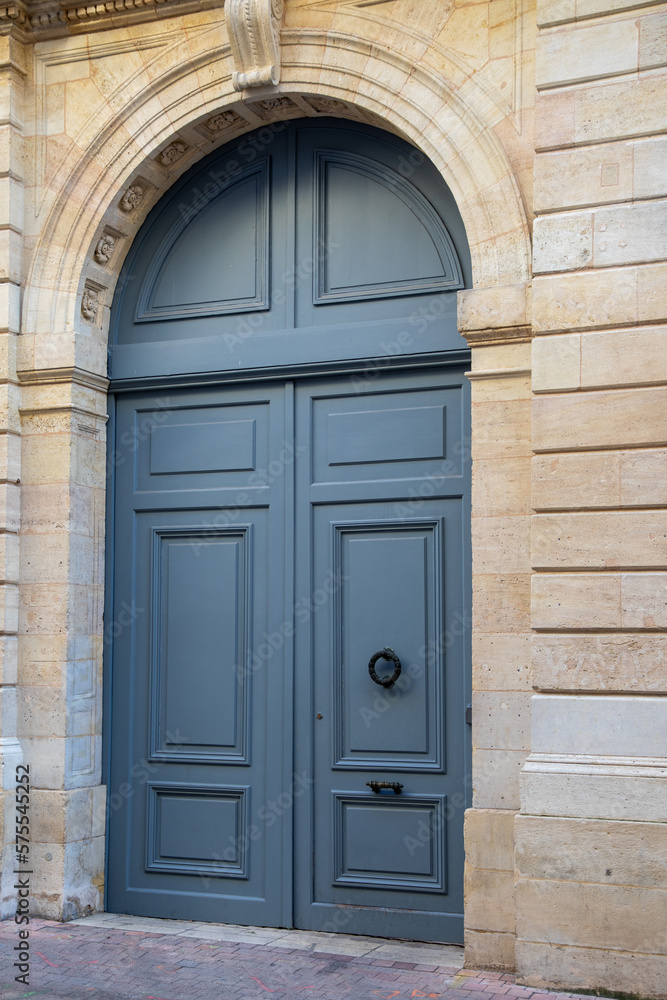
[106,118,472,942]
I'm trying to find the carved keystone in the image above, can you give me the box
[225,0,284,91]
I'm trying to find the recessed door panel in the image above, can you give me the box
[334,794,446,889]
[332,521,443,768]
[315,153,458,301]
[147,784,249,876]
[139,168,269,320]
[310,386,463,491]
[152,529,249,762]
[135,401,269,494]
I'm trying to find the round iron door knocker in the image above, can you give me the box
[368,647,402,688]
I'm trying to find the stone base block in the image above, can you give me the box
[516,941,667,1000]
[465,929,516,971]
[464,808,516,872]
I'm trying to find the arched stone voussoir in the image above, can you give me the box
[21,25,531,372]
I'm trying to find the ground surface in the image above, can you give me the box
[0,915,613,1000]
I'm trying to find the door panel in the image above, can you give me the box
[333,520,442,768]
[110,120,470,382]
[293,370,470,942]
[107,384,290,925]
[153,529,248,762]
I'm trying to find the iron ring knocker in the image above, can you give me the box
[368,647,402,688]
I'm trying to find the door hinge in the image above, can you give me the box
[465,703,472,725]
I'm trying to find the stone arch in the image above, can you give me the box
[22,20,531,371]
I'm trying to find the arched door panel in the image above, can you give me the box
[110,120,470,382]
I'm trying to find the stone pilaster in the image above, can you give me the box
[0,33,26,919]
[16,372,108,919]
[459,283,533,971]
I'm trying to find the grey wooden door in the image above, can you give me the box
[106,119,471,940]
[293,371,469,942]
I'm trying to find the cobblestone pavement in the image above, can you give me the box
[0,916,612,1000]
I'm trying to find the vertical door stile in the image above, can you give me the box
[282,380,296,929]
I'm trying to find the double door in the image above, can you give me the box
[106,366,470,942]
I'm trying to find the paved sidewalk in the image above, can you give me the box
[0,915,613,1000]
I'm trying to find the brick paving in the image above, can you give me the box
[0,919,612,1000]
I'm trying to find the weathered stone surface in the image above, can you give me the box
[516,941,667,999]
[466,929,516,972]
[515,815,667,887]
[474,574,531,633]
[580,326,667,388]
[473,691,531,751]
[473,633,532,691]
[532,573,667,629]
[531,694,667,758]
[473,749,526,811]
[532,387,667,451]
[465,808,517,872]
[473,517,531,575]
[515,879,667,954]
[535,201,667,273]
[473,458,531,517]
[472,400,531,459]
[535,74,667,150]
[532,511,667,569]
[465,868,516,934]
[531,333,580,392]
[532,448,667,509]
[536,17,639,89]
[520,759,667,822]
[532,633,667,692]
[534,135,667,212]
[533,263,667,332]
[532,451,618,509]
[458,284,531,333]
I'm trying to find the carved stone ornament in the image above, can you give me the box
[309,97,348,115]
[94,233,116,265]
[81,287,99,323]
[158,141,187,167]
[224,0,284,91]
[259,96,292,112]
[206,110,242,132]
[120,184,145,213]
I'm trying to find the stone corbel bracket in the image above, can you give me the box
[224,0,284,91]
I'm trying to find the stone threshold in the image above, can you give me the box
[71,912,465,967]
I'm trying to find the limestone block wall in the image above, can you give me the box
[515,0,667,995]
[0,35,25,918]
